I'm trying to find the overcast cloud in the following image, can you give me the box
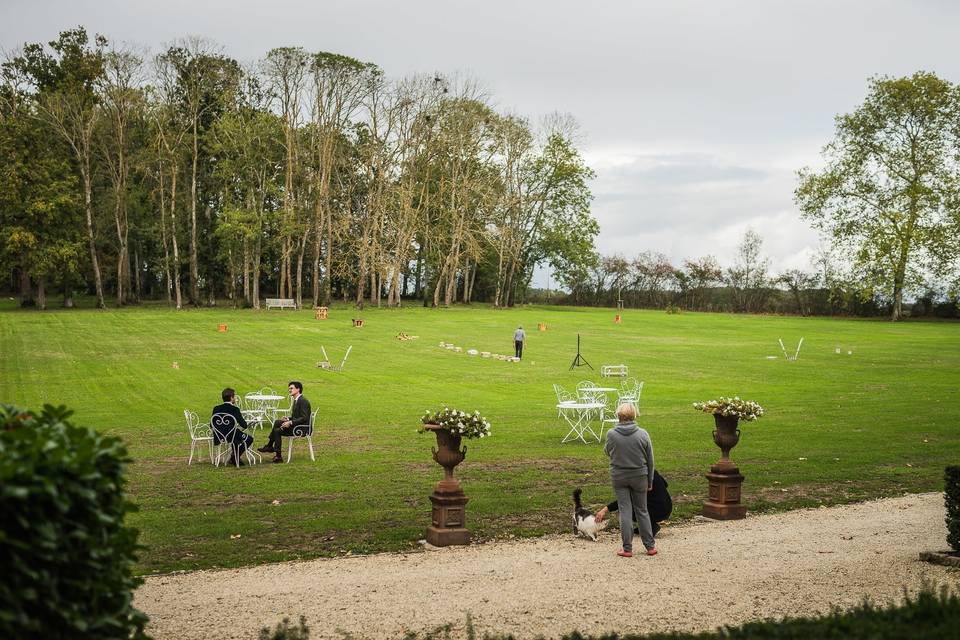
[4,0,959,281]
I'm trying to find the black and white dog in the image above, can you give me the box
[572,488,607,541]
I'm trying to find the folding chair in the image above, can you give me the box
[286,408,318,462]
[318,345,352,371]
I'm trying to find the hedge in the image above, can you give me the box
[0,404,149,639]
[387,587,960,640]
[946,466,960,553]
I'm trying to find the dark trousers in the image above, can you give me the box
[268,420,294,452]
[515,340,523,359]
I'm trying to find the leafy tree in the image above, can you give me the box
[5,27,108,308]
[796,72,960,320]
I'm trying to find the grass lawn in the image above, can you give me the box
[1,301,958,574]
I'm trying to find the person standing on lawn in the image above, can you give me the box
[259,381,311,463]
[603,403,657,557]
[514,325,526,359]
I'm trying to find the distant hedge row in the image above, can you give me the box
[0,404,148,639]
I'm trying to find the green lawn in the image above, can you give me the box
[1,301,957,574]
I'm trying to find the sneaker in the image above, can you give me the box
[617,549,633,558]
[646,547,658,556]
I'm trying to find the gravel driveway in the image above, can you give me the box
[136,493,956,639]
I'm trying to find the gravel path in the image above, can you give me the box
[137,493,957,639]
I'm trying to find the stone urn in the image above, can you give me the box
[711,414,741,471]
[424,424,470,546]
[703,413,747,520]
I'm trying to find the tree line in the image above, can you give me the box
[554,228,958,318]
[1,28,598,310]
[3,30,958,320]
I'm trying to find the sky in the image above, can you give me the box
[3,0,960,281]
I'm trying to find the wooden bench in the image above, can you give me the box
[265,298,297,310]
[600,364,628,378]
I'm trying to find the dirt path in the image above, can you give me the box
[137,493,957,639]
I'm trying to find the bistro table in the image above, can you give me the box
[244,393,286,424]
[557,402,605,444]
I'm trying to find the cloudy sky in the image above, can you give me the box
[4,0,960,279]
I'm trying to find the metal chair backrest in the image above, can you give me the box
[210,412,238,445]
[293,409,319,437]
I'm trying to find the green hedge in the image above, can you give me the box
[0,404,149,639]
[559,588,960,639]
[947,466,960,553]
[392,587,960,640]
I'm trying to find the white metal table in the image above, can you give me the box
[557,402,605,444]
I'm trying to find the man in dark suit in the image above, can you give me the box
[212,388,254,467]
[258,380,312,463]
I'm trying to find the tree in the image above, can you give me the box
[796,72,960,320]
[157,38,240,305]
[0,76,82,309]
[726,229,770,312]
[6,28,108,308]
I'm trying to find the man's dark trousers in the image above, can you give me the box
[515,340,523,359]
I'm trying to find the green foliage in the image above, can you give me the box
[399,587,960,639]
[0,404,149,639]
[946,466,960,552]
[795,72,960,320]
[259,616,310,640]
[559,587,960,639]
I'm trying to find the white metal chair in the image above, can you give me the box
[553,384,576,415]
[286,409,318,463]
[617,380,644,410]
[211,412,257,468]
[185,409,214,465]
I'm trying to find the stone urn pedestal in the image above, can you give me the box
[424,425,471,546]
[702,414,747,520]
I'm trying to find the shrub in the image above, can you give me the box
[947,466,960,553]
[259,616,310,640]
[0,404,149,639]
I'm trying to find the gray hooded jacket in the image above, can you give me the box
[603,421,654,483]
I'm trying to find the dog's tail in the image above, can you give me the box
[573,487,584,509]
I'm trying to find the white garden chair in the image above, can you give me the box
[286,408,318,463]
[553,384,577,415]
[618,380,644,410]
[211,412,257,468]
[184,409,214,465]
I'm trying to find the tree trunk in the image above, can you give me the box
[82,169,105,309]
[133,243,142,302]
[36,276,46,310]
[189,119,200,305]
[170,171,183,310]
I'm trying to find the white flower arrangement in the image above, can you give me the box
[420,407,492,439]
[693,396,765,422]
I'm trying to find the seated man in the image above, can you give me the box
[595,469,672,537]
[212,387,253,467]
[258,381,312,463]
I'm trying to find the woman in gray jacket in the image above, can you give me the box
[603,403,657,557]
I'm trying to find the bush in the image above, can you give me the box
[259,616,310,640]
[395,587,960,639]
[0,404,149,639]
[947,466,960,553]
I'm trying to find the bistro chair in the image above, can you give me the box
[184,409,214,465]
[286,409,318,463]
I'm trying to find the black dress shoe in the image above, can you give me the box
[272,456,283,464]
[257,445,275,453]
